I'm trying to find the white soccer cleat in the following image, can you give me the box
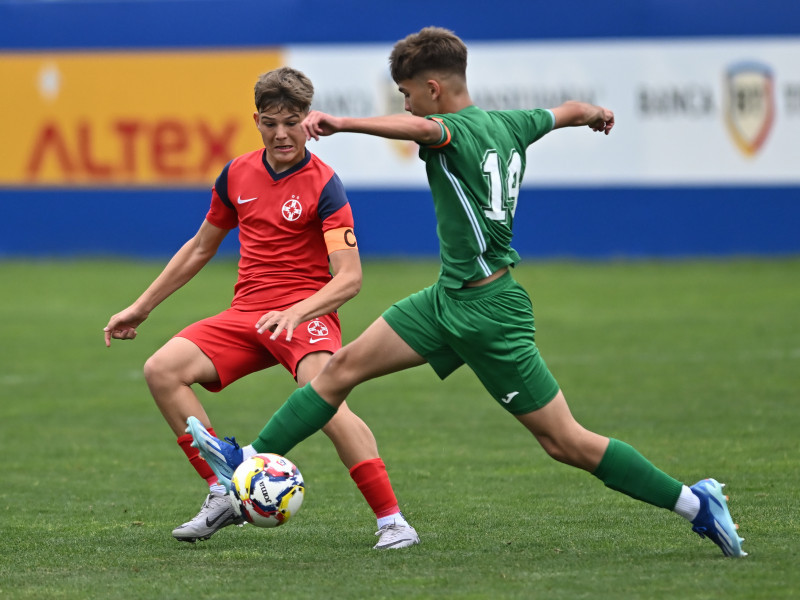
[171,492,244,543]
[373,523,420,550]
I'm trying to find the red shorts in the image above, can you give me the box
[175,308,342,392]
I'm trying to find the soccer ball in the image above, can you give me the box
[228,453,305,528]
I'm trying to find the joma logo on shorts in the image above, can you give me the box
[501,391,519,404]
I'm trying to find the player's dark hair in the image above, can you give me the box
[389,27,467,83]
[254,67,314,114]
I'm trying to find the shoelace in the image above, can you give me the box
[692,525,708,537]
[223,436,240,450]
[189,495,216,519]
[375,524,406,537]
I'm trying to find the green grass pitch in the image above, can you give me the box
[1,257,798,599]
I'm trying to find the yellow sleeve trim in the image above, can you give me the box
[324,227,358,254]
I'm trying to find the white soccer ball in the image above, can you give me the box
[229,453,305,528]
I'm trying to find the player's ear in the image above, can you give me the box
[253,112,260,127]
[427,79,441,100]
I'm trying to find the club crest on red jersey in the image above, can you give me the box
[282,195,303,221]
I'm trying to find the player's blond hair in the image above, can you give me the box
[389,27,468,83]
[254,67,314,114]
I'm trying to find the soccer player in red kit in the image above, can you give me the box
[104,67,419,550]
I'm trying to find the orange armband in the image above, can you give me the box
[324,227,358,254]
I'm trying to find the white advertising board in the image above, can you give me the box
[287,38,800,188]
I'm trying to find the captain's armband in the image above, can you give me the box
[324,227,358,254]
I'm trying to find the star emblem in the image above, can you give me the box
[307,320,329,337]
[282,197,302,221]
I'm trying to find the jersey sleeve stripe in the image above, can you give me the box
[428,117,452,149]
[545,109,556,131]
[214,160,234,210]
[317,172,349,221]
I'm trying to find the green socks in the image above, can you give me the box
[252,394,683,512]
[251,383,337,456]
[592,438,683,509]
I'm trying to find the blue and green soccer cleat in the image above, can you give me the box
[186,416,243,491]
[690,478,747,557]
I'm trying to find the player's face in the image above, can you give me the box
[254,107,308,173]
[397,78,438,117]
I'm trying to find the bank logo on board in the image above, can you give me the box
[724,61,775,156]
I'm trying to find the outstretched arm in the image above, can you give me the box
[103,219,228,346]
[550,101,615,135]
[302,111,443,145]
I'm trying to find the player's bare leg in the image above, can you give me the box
[514,390,608,471]
[144,336,219,435]
[516,390,746,556]
[321,403,379,465]
[193,317,427,480]
[144,337,242,542]
[313,317,427,405]
[296,352,380,468]
[297,347,420,549]
[190,320,426,547]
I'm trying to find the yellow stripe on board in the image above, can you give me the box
[0,49,284,186]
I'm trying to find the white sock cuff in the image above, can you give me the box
[673,484,701,521]
[209,483,227,496]
[377,512,408,529]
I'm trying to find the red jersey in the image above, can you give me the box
[206,148,354,311]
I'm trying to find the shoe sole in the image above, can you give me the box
[173,535,208,543]
[172,515,244,544]
[374,538,420,550]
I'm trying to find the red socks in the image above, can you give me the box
[177,430,219,486]
[180,432,401,519]
[349,458,400,518]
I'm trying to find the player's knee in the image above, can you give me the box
[535,429,588,467]
[537,430,600,470]
[538,436,571,464]
[143,352,176,388]
[142,354,161,385]
[322,346,363,389]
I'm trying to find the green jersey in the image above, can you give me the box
[419,105,554,288]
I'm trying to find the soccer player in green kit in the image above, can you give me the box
[189,27,746,557]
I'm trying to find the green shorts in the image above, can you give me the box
[382,271,560,415]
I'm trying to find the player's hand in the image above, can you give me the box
[104,308,147,347]
[588,107,615,135]
[301,111,342,141]
[255,309,302,342]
